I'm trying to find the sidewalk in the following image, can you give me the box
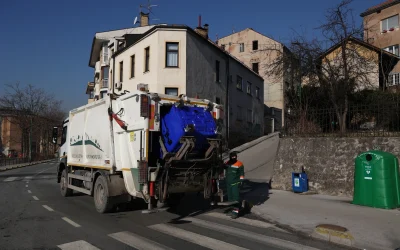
[0,159,54,172]
[246,187,400,250]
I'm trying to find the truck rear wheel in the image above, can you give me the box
[94,175,114,213]
[60,169,73,197]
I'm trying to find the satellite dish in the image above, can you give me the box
[133,16,138,25]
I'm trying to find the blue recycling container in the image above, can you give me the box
[292,172,308,193]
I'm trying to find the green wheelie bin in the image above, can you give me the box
[353,150,400,209]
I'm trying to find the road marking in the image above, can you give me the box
[4,177,18,182]
[204,212,277,229]
[32,196,39,200]
[57,240,100,250]
[28,190,32,194]
[109,231,173,250]
[185,217,320,250]
[149,224,248,250]
[42,205,54,212]
[34,166,54,176]
[62,217,81,228]
[25,185,28,187]
[25,176,33,180]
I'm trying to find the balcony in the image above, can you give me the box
[95,61,100,76]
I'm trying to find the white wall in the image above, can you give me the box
[111,28,187,95]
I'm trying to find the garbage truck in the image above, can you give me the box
[54,84,224,213]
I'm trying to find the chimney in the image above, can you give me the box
[140,12,149,27]
[194,15,209,39]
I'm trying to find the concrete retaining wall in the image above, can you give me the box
[272,137,400,196]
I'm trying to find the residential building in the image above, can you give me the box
[87,13,264,147]
[0,110,21,157]
[361,0,400,89]
[217,28,295,131]
[320,36,399,90]
[0,108,60,159]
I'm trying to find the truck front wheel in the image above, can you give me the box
[94,175,114,213]
[60,169,73,197]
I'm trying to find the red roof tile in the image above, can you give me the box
[361,0,400,17]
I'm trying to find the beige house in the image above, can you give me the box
[361,0,400,87]
[217,28,294,130]
[87,13,264,147]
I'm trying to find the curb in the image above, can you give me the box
[250,208,358,250]
[312,226,355,247]
[0,160,54,172]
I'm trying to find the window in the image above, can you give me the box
[252,63,259,74]
[119,61,123,82]
[382,15,399,31]
[216,60,220,82]
[247,81,252,95]
[165,87,178,96]
[130,55,135,78]
[236,75,243,90]
[61,126,67,146]
[102,67,109,88]
[89,90,94,99]
[102,43,109,64]
[166,42,179,67]
[252,40,258,50]
[256,86,260,99]
[145,47,150,72]
[247,109,252,123]
[239,43,244,52]
[384,45,399,56]
[388,73,400,86]
[221,44,225,50]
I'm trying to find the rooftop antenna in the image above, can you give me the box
[139,0,158,25]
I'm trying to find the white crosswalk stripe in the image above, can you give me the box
[109,231,174,250]
[149,223,249,250]
[2,175,55,182]
[184,217,320,250]
[57,240,100,250]
[4,177,19,182]
[57,214,321,250]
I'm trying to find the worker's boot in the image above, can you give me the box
[230,208,239,219]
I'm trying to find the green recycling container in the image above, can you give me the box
[353,150,400,209]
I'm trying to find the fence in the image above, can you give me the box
[0,157,30,167]
[284,102,400,137]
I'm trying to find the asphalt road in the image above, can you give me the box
[0,161,347,250]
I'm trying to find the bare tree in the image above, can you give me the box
[263,0,397,134]
[0,83,65,160]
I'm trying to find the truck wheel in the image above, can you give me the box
[60,169,73,197]
[94,175,114,213]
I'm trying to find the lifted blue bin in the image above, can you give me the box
[292,172,308,193]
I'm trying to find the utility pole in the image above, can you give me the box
[29,115,32,162]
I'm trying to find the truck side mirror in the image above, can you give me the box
[52,126,58,145]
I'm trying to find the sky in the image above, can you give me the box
[0,0,384,112]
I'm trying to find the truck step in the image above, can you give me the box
[68,173,92,182]
[67,184,91,195]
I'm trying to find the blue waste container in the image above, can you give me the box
[292,172,308,193]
